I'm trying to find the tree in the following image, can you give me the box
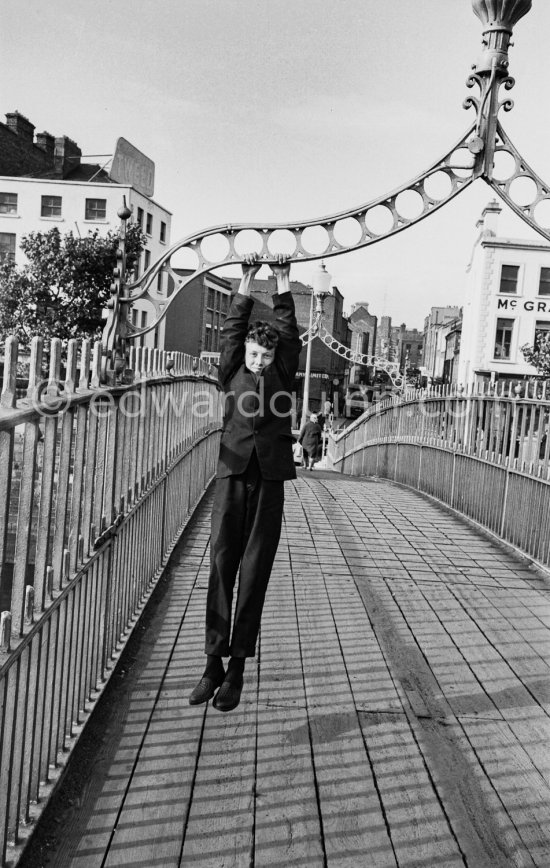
[521,332,550,379]
[0,224,146,346]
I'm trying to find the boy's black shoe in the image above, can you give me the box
[188,673,224,705]
[213,678,243,712]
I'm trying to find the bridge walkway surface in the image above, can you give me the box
[18,471,550,868]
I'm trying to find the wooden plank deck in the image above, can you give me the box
[18,472,550,868]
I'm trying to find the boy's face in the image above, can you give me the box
[245,340,275,375]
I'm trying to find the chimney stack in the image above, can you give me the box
[5,111,35,144]
[54,135,81,178]
[36,131,55,157]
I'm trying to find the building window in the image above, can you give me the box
[494,317,514,360]
[0,232,16,260]
[41,195,62,217]
[499,264,519,294]
[535,320,550,345]
[85,198,107,220]
[0,193,17,214]
[137,207,144,228]
[539,267,550,296]
[146,213,153,235]
[160,221,166,243]
[144,250,151,270]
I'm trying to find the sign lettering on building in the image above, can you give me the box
[110,138,155,198]
[497,298,550,312]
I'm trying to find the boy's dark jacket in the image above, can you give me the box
[216,292,302,481]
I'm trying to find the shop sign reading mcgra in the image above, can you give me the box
[497,298,550,313]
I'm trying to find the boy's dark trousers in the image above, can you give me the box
[205,451,284,658]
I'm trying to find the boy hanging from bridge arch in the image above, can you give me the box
[189,252,302,712]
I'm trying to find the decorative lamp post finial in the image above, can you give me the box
[465,0,532,177]
[471,0,532,73]
[117,195,132,221]
[472,0,532,31]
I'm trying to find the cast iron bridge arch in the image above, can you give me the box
[101,0,548,386]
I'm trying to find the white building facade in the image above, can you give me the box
[458,201,550,387]
[0,177,172,349]
[0,113,172,349]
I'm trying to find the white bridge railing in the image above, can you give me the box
[328,382,550,569]
[0,336,221,866]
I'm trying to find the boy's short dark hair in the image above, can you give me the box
[246,321,280,349]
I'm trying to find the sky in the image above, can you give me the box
[3,0,550,328]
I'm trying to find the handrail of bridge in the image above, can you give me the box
[328,381,550,569]
[0,335,222,867]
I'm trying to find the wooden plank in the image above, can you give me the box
[253,526,325,867]
[287,493,398,867]
[179,660,258,867]
[306,477,543,866]
[293,484,466,867]
[357,714,465,867]
[100,594,207,868]
[463,717,550,864]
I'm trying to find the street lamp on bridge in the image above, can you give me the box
[300,261,332,429]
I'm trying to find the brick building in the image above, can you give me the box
[392,324,424,371]
[375,315,395,360]
[164,269,233,359]
[347,302,377,384]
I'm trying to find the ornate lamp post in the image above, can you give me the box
[300,261,332,429]
[102,198,133,385]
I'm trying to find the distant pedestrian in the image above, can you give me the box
[299,413,323,470]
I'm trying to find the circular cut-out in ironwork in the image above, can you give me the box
[492,149,518,182]
[300,225,330,255]
[234,229,264,256]
[167,245,199,273]
[333,216,363,247]
[449,148,475,178]
[395,189,425,220]
[365,205,394,236]
[200,233,231,263]
[267,228,297,256]
[423,171,453,201]
[509,175,539,206]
